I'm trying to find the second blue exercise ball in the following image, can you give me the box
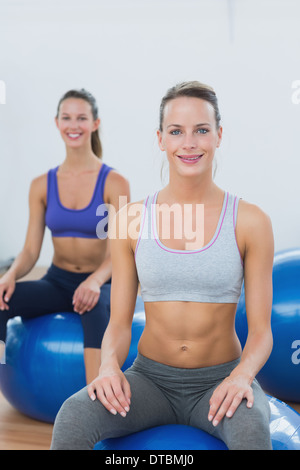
[0,313,86,423]
[0,296,145,423]
[235,249,300,402]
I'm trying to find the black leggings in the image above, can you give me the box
[0,264,111,349]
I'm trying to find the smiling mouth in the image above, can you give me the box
[67,133,82,140]
[177,154,204,163]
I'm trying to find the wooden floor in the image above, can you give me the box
[0,267,299,450]
[0,391,53,450]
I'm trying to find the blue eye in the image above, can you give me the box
[170,129,181,135]
[197,128,208,134]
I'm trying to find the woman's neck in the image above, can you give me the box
[164,171,218,204]
[61,145,100,173]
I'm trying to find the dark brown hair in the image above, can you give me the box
[159,81,221,131]
[56,88,102,159]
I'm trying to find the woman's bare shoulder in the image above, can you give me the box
[237,199,273,253]
[238,199,272,230]
[29,172,48,203]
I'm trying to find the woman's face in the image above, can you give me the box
[55,98,100,150]
[157,96,222,177]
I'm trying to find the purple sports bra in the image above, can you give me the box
[45,163,112,239]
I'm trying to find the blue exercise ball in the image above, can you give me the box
[0,297,145,423]
[95,395,300,450]
[94,424,228,450]
[0,313,86,423]
[235,249,300,403]
[268,395,300,450]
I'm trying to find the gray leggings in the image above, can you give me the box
[51,354,272,450]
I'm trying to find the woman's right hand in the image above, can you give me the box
[0,274,16,311]
[87,366,131,418]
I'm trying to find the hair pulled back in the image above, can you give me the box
[56,88,102,159]
[159,81,221,131]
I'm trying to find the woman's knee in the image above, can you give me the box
[220,395,272,450]
[51,387,103,450]
[51,395,85,450]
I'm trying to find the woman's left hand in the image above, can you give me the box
[208,374,254,427]
[72,277,101,314]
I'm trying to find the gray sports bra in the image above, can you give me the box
[135,191,244,303]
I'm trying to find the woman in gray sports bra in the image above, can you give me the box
[51,81,274,450]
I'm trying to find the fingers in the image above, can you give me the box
[87,375,131,418]
[4,285,15,304]
[0,284,14,311]
[209,392,242,427]
[122,376,132,405]
[0,288,7,310]
[72,278,101,314]
[73,289,100,314]
[87,382,97,402]
[208,386,254,427]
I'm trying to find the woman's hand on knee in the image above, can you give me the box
[72,277,100,314]
[0,275,15,311]
[208,375,254,427]
[87,368,131,418]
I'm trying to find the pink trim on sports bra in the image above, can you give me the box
[233,196,244,267]
[151,191,229,255]
[134,195,150,259]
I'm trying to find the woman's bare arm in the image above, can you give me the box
[87,203,139,417]
[208,202,274,426]
[0,175,46,309]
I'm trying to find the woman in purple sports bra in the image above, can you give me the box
[0,89,130,383]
